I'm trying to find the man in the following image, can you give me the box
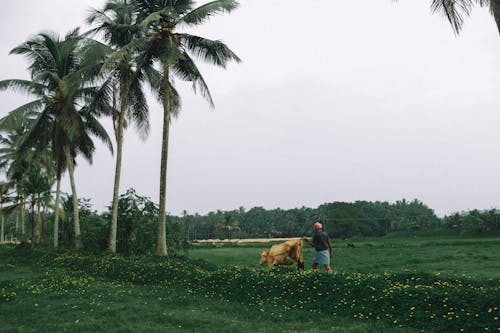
[303,222,333,273]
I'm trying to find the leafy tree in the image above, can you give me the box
[215,212,239,239]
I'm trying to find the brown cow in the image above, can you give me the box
[260,239,304,271]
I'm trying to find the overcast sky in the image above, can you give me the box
[1,0,500,217]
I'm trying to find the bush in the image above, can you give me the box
[43,252,499,333]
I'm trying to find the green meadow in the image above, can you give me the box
[190,236,500,279]
[1,236,499,333]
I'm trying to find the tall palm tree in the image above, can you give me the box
[114,0,241,256]
[429,0,500,34]
[0,118,54,246]
[87,0,152,253]
[0,181,11,243]
[0,29,113,249]
[0,113,39,239]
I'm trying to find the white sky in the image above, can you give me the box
[1,1,500,217]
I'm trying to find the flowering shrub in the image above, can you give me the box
[0,286,16,303]
[39,253,499,332]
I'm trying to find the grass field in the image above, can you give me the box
[1,236,499,332]
[189,236,500,279]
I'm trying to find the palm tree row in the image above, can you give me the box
[0,0,240,255]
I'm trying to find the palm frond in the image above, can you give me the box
[490,0,500,34]
[0,100,44,132]
[172,52,213,107]
[101,37,147,74]
[0,79,46,96]
[127,76,150,139]
[169,82,182,119]
[180,0,239,27]
[83,112,114,154]
[181,34,241,68]
[138,6,178,30]
[431,0,475,33]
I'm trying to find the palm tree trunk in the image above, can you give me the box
[0,197,3,243]
[53,176,61,248]
[157,65,171,256]
[30,196,36,248]
[66,149,82,249]
[15,214,19,238]
[109,110,125,253]
[1,215,4,243]
[21,203,25,236]
[37,194,43,241]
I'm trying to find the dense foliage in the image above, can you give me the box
[171,199,499,240]
[2,193,499,253]
[442,209,500,234]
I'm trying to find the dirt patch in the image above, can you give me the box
[0,240,20,245]
[196,237,302,243]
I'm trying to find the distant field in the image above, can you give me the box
[189,236,500,279]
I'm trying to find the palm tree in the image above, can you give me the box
[0,118,54,246]
[113,0,241,256]
[87,0,152,253]
[428,0,500,34]
[0,181,12,243]
[19,159,53,247]
[0,30,113,249]
[0,114,39,239]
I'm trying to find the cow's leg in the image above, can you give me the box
[297,261,304,271]
[296,241,304,271]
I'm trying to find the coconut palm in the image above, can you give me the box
[0,119,54,246]
[0,114,40,238]
[108,0,241,255]
[19,158,53,247]
[428,0,500,34]
[0,29,113,249]
[0,181,12,243]
[87,0,153,253]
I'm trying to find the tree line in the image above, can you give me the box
[2,192,498,256]
[171,199,499,240]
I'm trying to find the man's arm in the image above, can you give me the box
[328,239,334,258]
[302,237,314,248]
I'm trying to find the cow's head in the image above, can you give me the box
[260,250,269,265]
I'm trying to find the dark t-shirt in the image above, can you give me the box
[312,230,329,251]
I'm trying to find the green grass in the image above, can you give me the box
[189,236,500,279]
[0,248,410,333]
[1,236,499,332]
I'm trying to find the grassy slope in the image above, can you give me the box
[189,236,500,279]
[0,246,415,333]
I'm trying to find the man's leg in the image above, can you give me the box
[312,263,318,272]
[325,264,332,273]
